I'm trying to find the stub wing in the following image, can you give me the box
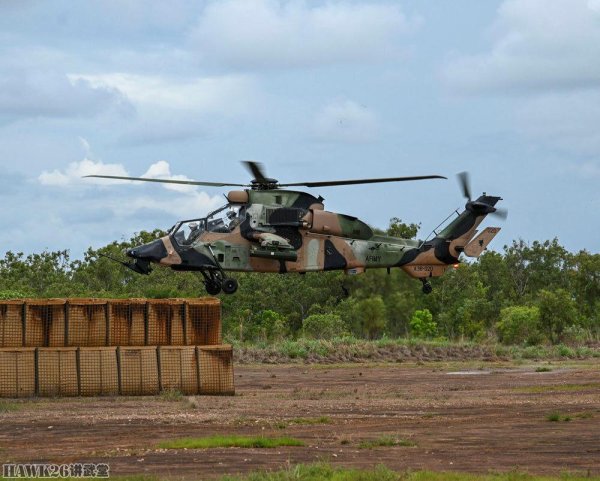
[463,227,501,258]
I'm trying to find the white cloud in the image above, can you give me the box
[72,73,258,115]
[0,70,131,119]
[141,160,198,193]
[39,159,129,186]
[36,153,224,240]
[69,73,261,143]
[190,0,419,69]
[312,99,378,143]
[443,0,600,94]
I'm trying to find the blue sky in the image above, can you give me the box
[1,0,599,256]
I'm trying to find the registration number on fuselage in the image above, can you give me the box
[413,265,434,272]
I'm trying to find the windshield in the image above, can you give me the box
[171,204,245,246]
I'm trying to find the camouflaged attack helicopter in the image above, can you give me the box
[86,162,506,296]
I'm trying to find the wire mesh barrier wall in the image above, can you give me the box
[158,346,199,395]
[0,298,222,347]
[0,345,234,397]
[37,348,79,397]
[118,346,160,395]
[0,348,35,397]
[147,300,185,346]
[108,299,147,346]
[186,298,222,346]
[0,298,234,398]
[0,300,24,348]
[79,347,119,396]
[25,299,66,347]
[68,299,108,347]
[198,346,235,396]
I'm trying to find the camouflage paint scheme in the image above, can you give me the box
[127,189,501,291]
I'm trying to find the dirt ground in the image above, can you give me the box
[1,361,600,480]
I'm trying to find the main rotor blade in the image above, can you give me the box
[83,175,248,188]
[457,172,471,201]
[279,175,447,188]
[242,161,267,182]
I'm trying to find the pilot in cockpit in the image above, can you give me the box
[227,210,241,230]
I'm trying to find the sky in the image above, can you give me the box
[1,0,600,256]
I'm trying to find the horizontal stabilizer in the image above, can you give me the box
[464,227,501,258]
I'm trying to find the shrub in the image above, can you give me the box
[496,306,542,345]
[302,314,347,340]
[0,290,27,300]
[248,310,287,342]
[356,297,387,339]
[537,289,580,344]
[409,309,437,338]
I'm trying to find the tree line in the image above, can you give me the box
[0,220,598,346]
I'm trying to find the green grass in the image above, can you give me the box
[218,463,600,481]
[159,389,184,401]
[515,383,600,393]
[158,435,305,449]
[233,337,600,364]
[535,366,552,372]
[0,400,21,413]
[358,435,417,449]
[220,463,398,481]
[291,416,331,425]
[546,412,571,422]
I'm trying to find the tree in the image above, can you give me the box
[387,217,420,239]
[356,296,387,339]
[409,309,437,338]
[302,313,347,339]
[537,289,579,344]
[496,306,542,345]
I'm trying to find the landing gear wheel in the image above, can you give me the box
[421,280,433,295]
[222,278,239,295]
[205,281,222,296]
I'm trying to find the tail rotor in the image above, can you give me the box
[457,171,507,220]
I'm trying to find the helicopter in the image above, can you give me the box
[86,162,506,295]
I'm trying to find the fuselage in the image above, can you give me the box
[126,188,501,285]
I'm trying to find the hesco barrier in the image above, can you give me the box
[0,345,234,398]
[198,346,235,395]
[158,346,198,395]
[0,300,24,348]
[186,298,222,346]
[0,298,221,347]
[0,348,35,397]
[147,299,185,346]
[79,347,119,396]
[25,299,66,348]
[37,348,79,397]
[0,298,233,398]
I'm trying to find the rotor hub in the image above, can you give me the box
[250,178,279,190]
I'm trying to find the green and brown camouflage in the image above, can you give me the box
[123,188,501,295]
[86,162,503,294]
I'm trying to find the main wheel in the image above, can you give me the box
[222,278,239,295]
[422,282,433,295]
[205,281,221,296]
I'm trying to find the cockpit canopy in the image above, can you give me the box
[170,203,245,246]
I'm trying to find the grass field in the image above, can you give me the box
[158,435,305,449]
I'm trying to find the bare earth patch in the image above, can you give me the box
[1,362,599,480]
